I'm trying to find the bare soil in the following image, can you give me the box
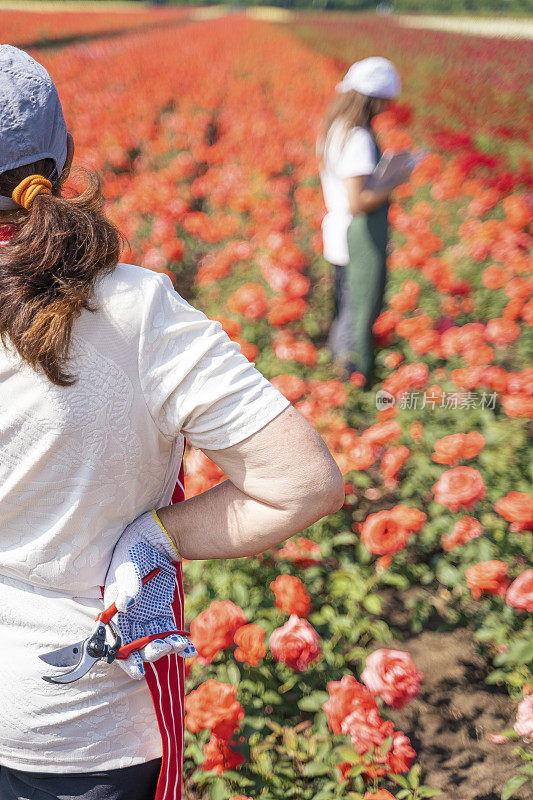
[385,629,529,800]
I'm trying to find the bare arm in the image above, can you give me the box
[345,174,391,216]
[156,405,345,560]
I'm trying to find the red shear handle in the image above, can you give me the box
[117,629,192,660]
[97,567,162,625]
[97,567,193,660]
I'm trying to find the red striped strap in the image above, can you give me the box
[144,452,187,800]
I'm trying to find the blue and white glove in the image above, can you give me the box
[104,510,196,680]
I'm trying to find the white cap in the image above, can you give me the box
[336,57,401,99]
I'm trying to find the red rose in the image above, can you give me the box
[270,574,311,617]
[233,623,266,667]
[442,516,483,551]
[465,561,509,599]
[185,680,244,739]
[201,735,245,775]
[433,466,486,512]
[386,730,417,773]
[361,649,423,709]
[190,601,247,664]
[506,570,533,612]
[495,491,533,532]
[269,615,321,672]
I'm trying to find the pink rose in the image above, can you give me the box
[361,648,423,709]
[514,696,533,740]
[506,569,533,613]
[269,615,321,672]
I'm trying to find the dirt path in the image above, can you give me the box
[386,629,529,800]
[398,14,533,40]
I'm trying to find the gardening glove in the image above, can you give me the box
[104,510,196,680]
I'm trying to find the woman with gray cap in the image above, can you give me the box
[318,57,413,385]
[0,46,344,800]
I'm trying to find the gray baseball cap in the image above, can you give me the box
[0,45,68,210]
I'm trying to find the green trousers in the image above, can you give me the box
[345,203,389,383]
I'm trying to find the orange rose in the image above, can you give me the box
[190,600,247,664]
[442,517,482,551]
[227,283,268,320]
[433,466,486,512]
[276,537,321,568]
[270,574,311,617]
[270,374,307,402]
[465,560,509,599]
[502,394,533,418]
[361,420,402,447]
[363,791,396,799]
[380,445,410,483]
[185,680,244,739]
[432,432,485,465]
[233,623,266,667]
[495,491,533,531]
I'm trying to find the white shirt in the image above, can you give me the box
[319,123,377,266]
[0,263,290,773]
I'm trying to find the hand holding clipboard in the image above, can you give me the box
[367,148,429,192]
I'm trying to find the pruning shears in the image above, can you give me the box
[39,568,191,684]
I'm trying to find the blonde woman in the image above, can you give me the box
[319,57,412,384]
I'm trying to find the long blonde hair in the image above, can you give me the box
[318,90,384,164]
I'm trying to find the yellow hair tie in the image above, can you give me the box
[12,174,52,210]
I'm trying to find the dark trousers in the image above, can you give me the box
[0,759,161,800]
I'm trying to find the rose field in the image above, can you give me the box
[6,7,533,800]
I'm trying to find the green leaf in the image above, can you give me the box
[302,761,331,777]
[209,778,228,800]
[418,788,443,798]
[390,774,410,789]
[501,774,527,800]
[298,691,330,712]
[226,661,240,686]
[363,594,382,614]
[379,735,393,757]
[334,745,359,764]
[262,690,283,705]
[409,763,422,788]
[332,531,358,546]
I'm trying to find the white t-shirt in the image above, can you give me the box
[319,123,377,266]
[0,263,290,773]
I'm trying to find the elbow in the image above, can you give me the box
[296,461,345,520]
[322,466,346,515]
